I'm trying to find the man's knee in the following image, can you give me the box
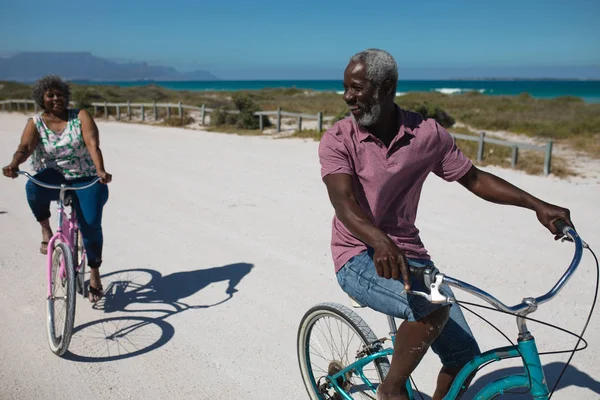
[420,305,451,332]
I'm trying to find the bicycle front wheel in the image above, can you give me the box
[297,302,390,400]
[46,242,76,356]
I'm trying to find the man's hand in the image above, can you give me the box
[2,164,19,179]
[97,170,112,184]
[534,202,573,240]
[373,237,411,291]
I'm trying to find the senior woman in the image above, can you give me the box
[2,74,112,303]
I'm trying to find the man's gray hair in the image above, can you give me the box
[31,74,71,110]
[349,49,398,93]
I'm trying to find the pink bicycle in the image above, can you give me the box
[18,171,101,356]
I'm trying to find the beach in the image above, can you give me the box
[1,112,599,399]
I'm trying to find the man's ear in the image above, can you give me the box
[382,78,395,95]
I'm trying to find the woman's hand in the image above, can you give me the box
[97,170,112,184]
[2,164,19,179]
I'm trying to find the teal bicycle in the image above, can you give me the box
[297,221,597,399]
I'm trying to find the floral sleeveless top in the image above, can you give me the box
[31,109,97,179]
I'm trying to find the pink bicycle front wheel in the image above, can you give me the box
[46,242,76,356]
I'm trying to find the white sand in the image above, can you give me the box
[1,112,599,399]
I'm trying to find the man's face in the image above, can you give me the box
[343,61,381,127]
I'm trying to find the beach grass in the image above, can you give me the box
[2,80,598,162]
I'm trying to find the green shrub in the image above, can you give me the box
[232,93,262,129]
[212,107,230,126]
[71,88,100,111]
[402,100,455,128]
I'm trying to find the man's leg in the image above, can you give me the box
[336,253,453,400]
[377,306,450,399]
[429,288,482,399]
[433,366,477,400]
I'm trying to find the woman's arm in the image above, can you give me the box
[79,109,112,183]
[2,119,39,178]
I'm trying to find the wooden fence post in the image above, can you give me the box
[201,104,206,125]
[141,104,145,122]
[477,132,486,162]
[178,101,183,122]
[104,101,108,118]
[277,107,282,132]
[116,104,121,120]
[94,104,98,116]
[544,140,553,176]
[154,101,158,121]
[317,112,323,132]
[511,145,518,168]
[167,106,171,120]
[259,114,264,131]
[127,101,131,120]
[297,116,302,131]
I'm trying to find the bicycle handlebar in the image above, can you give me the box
[408,220,586,315]
[17,171,102,191]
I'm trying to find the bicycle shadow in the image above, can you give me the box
[462,362,600,398]
[63,262,254,362]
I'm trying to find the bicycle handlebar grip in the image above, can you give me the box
[553,219,570,235]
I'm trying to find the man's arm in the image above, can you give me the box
[457,165,573,238]
[324,173,412,288]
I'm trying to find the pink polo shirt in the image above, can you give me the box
[319,106,473,272]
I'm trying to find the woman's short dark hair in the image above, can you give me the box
[31,74,71,110]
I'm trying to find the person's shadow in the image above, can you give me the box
[100,262,254,313]
[65,262,254,362]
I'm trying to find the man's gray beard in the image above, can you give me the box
[353,102,382,127]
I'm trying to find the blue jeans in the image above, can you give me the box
[337,250,481,368]
[25,168,109,268]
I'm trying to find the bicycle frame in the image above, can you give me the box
[16,171,99,299]
[324,224,584,400]
[327,337,548,400]
[46,192,81,298]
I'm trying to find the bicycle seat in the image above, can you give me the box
[349,295,366,309]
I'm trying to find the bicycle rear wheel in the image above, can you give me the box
[47,242,76,356]
[297,302,390,400]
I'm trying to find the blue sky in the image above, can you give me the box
[1,0,599,79]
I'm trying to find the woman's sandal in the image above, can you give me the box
[88,285,104,303]
[40,241,48,255]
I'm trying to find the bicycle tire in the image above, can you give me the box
[46,242,76,356]
[297,302,390,400]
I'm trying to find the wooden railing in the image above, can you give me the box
[450,132,553,176]
[0,99,554,175]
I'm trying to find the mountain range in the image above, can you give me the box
[0,52,219,82]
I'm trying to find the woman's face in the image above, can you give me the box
[43,88,67,113]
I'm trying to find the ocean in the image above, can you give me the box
[74,80,600,103]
